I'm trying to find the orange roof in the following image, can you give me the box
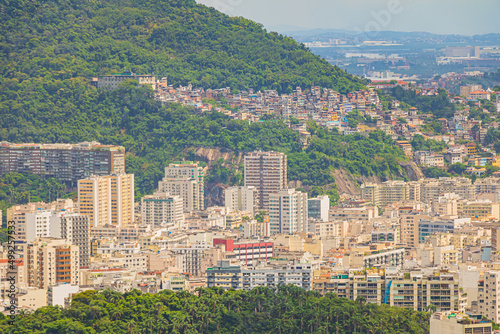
[470,90,489,94]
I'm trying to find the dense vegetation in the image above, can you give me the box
[389,87,456,119]
[0,0,364,95]
[1,286,430,334]
[411,134,448,152]
[0,173,68,224]
[0,82,409,201]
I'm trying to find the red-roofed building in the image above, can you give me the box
[470,90,491,101]
[213,239,274,266]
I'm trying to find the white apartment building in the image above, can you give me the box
[8,200,75,242]
[308,195,330,222]
[48,284,80,307]
[158,161,204,212]
[207,260,313,291]
[242,220,270,238]
[361,180,409,207]
[244,151,287,209]
[109,254,148,272]
[96,241,141,255]
[269,189,308,235]
[224,186,258,216]
[25,210,54,242]
[141,191,184,228]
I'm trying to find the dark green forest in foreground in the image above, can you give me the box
[0,287,430,334]
[0,82,409,200]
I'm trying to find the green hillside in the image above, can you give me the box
[0,0,365,94]
[1,286,430,334]
[0,81,408,200]
[0,0,407,201]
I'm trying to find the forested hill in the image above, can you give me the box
[0,286,430,333]
[0,82,409,200]
[0,0,365,93]
[0,0,406,201]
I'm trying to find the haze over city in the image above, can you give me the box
[2,0,500,333]
[197,0,500,35]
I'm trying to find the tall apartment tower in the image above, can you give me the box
[23,238,80,289]
[269,189,308,235]
[141,191,184,228]
[78,174,134,227]
[158,161,204,212]
[244,152,287,209]
[59,213,91,268]
[224,186,258,216]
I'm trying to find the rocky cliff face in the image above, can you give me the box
[181,146,424,206]
[186,147,245,166]
[180,147,244,206]
[401,161,425,181]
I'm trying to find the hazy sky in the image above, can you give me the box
[196,0,500,35]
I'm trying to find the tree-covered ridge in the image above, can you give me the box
[1,286,430,334]
[0,82,408,199]
[388,86,456,119]
[0,0,365,94]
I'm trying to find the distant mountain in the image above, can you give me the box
[285,28,500,45]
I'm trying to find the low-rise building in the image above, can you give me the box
[430,313,492,334]
[206,260,313,291]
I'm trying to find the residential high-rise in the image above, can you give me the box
[0,141,125,186]
[400,213,431,248]
[22,210,90,267]
[478,271,500,323]
[206,260,312,291]
[172,243,211,277]
[141,191,184,228]
[8,200,75,242]
[25,210,54,242]
[23,238,80,289]
[158,161,204,212]
[78,174,134,227]
[244,151,287,209]
[269,189,308,235]
[59,213,91,268]
[308,195,330,222]
[419,177,475,203]
[361,180,409,207]
[224,186,258,216]
[313,271,466,313]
